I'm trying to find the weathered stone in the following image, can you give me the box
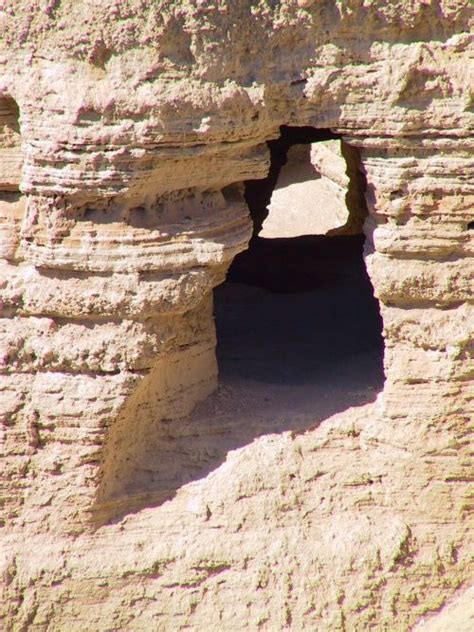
[0,1,473,630]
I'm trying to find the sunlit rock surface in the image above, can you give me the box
[260,142,349,237]
[0,1,473,630]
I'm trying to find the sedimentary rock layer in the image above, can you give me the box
[0,1,473,630]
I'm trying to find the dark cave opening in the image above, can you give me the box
[216,234,384,389]
[215,126,384,405]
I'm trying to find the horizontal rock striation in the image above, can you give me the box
[0,1,473,630]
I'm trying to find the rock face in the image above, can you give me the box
[260,142,350,238]
[0,1,473,630]
[310,139,369,235]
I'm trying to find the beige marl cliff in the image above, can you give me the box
[0,1,473,630]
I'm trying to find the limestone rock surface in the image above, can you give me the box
[260,142,349,238]
[0,1,473,630]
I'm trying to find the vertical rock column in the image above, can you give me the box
[0,97,24,259]
[0,96,28,529]
[362,138,473,440]
[310,140,368,236]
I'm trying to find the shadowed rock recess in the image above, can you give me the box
[0,2,473,630]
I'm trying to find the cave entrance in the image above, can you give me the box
[213,126,384,434]
[94,127,385,522]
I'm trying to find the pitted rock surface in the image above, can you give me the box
[0,2,473,630]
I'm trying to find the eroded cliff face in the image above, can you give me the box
[0,1,473,630]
